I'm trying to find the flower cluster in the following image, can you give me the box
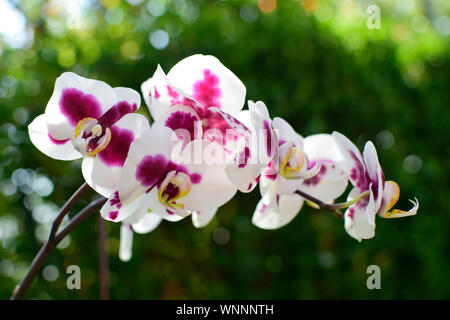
[28,54,419,261]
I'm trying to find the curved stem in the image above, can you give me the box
[294,189,344,218]
[49,183,91,243]
[11,197,107,300]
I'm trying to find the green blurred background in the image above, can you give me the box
[0,0,449,299]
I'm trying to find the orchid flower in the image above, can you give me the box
[332,131,419,241]
[100,122,237,229]
[28,72,150,197]
[252,131,349,229]
[141,54,249,148]
[140,54,251,228]
[234,101,337,229]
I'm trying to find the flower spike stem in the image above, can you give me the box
[98,216,110,300]
[11,197,107,300]
[49,183,91,243]
[294,189,360,218]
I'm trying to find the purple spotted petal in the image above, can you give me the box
[59,88,103,126]
[98,125,134,167]
[193,69,222,109]
[98,101,138,128]
[164,111,198,141]
[48,132,70,145]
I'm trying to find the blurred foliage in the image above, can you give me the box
[0,0,449,299]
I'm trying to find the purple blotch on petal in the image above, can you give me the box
[109,211,119,220]
[136,154,170,188]
[263,120,272,157]
[190,173,202,184]
[164,111,198,141]
[98,126,134,167]
[193,69,222,109]
[59,88,102,126]
[48,132,70,145]
[98,101,137,128]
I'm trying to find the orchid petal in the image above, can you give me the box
[45,72,126,139]
[192,207,219,228]
[118,123,177,201]
[141,65,201,122]
[299,162,348,202]
[332,131,369,192]
[28,114,82,161]
[252,193,304,230]
[131,212,163,234]
[167,54,246,115]
[259,174,303,208]
[100,190,150,223]
[272,117,303,148]
[363,141,384,211]
[344,187,376,241]
[180,140,238,212]
[250,101,278,165]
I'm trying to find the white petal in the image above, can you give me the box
[304,134,346,165]
[252,193,304,230]
[181,140,238,211]
[100,190,150,223]
[82,157,119,197]
[344,204,375,242]
[131,212,163,234]
[226,160,262,193]
[192,207,218,228]
[45,72,119,139]
[250,101,278,165]
[141,65,199,121]
[113,87,141,110]
[332,131,369,191]
[344,187,376,241]
[363,141,384,211]
[272,117,303,147]
[299,162,348,202]
[259,173,303,207]
[28,114,82,161]
[167,54,246,115]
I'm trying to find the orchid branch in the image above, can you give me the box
[11,197,107,300]
[294,189,369,218]
[49,183,91,243]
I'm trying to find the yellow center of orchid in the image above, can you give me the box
[279,141,305,179]
[158,171,192,213]
[72,117,111,157]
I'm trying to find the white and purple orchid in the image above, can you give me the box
[100,123,237,226]
[247,102,349,229]
[141,54,249,149]
[332,131,419,241]
[26,54,420,263]
[28,72,150,197]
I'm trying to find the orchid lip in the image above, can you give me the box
[72,117,112,157]
[279,142,305,179]
[158,171,192,213]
